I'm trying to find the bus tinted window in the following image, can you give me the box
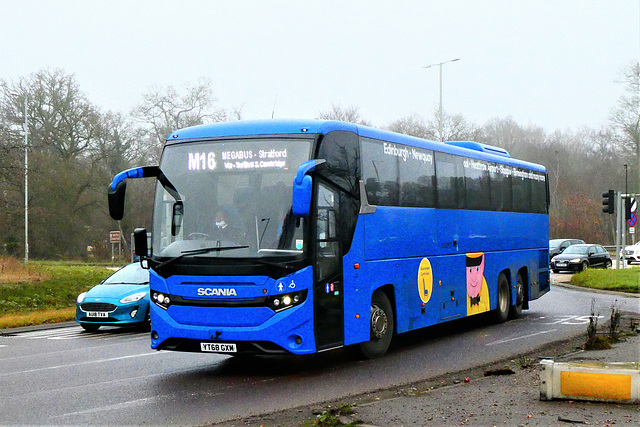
[361,137,547,214]
[361,138,400,206]
[435,152,464,209]
[399,146,435,208]
[464,159,490,211]
[317,131,360,196]
[531,177,548,214]
[512,171,532,213]
[361,138,435,208]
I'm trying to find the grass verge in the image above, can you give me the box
[570,267,640,293]
[0,259,116,329]
[0,307,76,329]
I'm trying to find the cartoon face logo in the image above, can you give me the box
[466,253,485,300]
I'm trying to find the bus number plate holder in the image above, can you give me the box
[200,342,237,353]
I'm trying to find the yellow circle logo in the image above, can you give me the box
[418,258,433,303]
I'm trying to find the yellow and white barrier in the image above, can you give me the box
[540,360,640,403]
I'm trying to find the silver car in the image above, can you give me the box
[622,242,640,264]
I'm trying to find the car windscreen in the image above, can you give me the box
[549,239,564,248]
[104,264,149,284]
[562,246,588,255]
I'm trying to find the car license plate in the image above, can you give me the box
[86,312,109,318]
[556,262,567,267]
[200,342,237,353]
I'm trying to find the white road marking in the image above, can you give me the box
[539,315,603,325]
[486,329,558,346]
[0,351,161,376]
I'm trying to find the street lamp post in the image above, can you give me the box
[23,96,29,264]
[423,58,460,141]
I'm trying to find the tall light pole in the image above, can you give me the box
[423,58,460,141]
[23,96,29,264]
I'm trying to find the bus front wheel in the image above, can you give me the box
[359,290,394,359]
[495,274,510,324]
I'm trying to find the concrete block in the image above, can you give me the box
[540,359,640,403]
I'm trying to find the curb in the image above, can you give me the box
[551,280,640,298]
[539,359,640,403]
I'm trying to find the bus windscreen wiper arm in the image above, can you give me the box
[181,245,249,255]
[181,247,295,270]
[153,245,249,270]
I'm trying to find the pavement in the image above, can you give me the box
[215,283,640,427]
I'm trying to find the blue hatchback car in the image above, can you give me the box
[76,263,150,331]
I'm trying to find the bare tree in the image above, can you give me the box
[387,114,433,139]
[387,108,479,142]
[0,69,101,161]
[132,79,232,162]
[317,104,371,126]
[610,62,640,191]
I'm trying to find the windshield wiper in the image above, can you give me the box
[181,245,249,255]
[151,245,249,270]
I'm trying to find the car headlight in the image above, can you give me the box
[570,258,582,263]
[120,292,147,304]
[77,292,87,304]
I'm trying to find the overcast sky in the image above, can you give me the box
[2,0,638,133]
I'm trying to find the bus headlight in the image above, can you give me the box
[268,290,307,312]
[152,292,172,309]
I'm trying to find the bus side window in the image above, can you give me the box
[435,152,464,209]
[316,184,340,279]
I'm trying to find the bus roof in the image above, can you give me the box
[166,119,546,173]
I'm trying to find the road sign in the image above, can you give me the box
[631,198,637,213]
[629,212,638,227]
[109,231,121,244]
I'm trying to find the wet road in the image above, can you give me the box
[0,282,638,425]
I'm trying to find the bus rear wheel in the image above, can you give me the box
[358,290,394,359]
[509,273,525,319]
[495,274,510,324]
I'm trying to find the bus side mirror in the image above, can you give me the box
[171,202,184,236]
[134,228,149,261]
[292,159,327,217]
[108,180,127,221]
[107,166,162,221]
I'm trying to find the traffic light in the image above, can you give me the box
[602,190,615,214]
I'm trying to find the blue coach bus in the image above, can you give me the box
[108,119,549,358]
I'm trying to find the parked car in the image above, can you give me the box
[76,263,150,331]
[549,238,585,260]
[550,244,612,273]
[621,242,640,264]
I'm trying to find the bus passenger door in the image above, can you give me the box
[313,182,345,351]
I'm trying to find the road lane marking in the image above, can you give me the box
[51,389,225,421]
[486,329,558,346]
[539,315,603,325]
[0,351,161,376]
[6,328,147,340]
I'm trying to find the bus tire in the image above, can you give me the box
[495,274,510,324]
[358,290,394,359]
[509,273,525,319]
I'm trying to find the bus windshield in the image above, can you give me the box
[152,138,313,259]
